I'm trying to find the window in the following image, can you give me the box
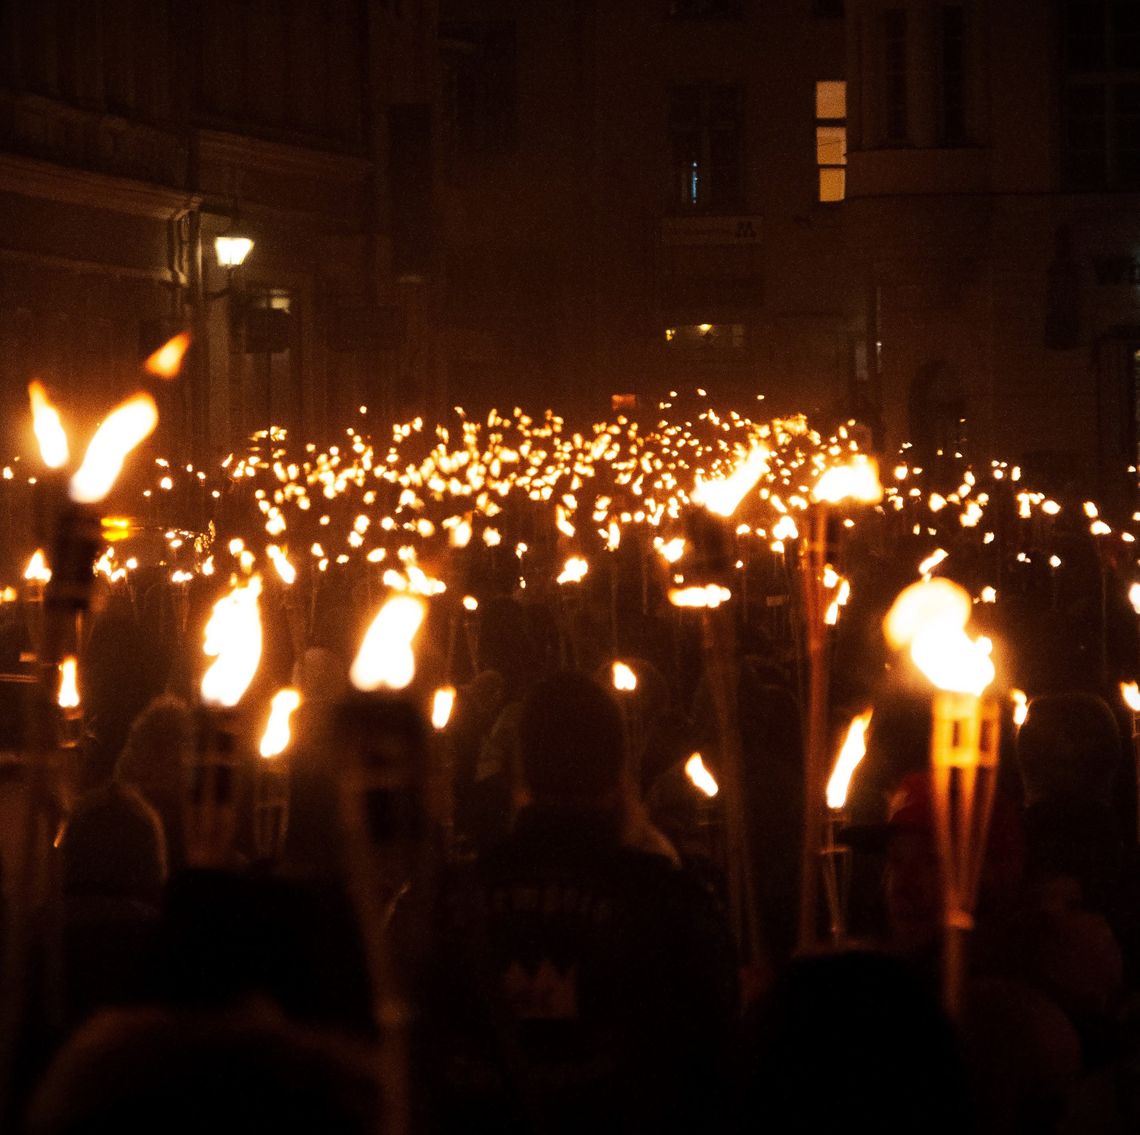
[940,5,967,143]
[1063,1,1140,189]
[440,22,518,154]
[883,9,908,143]
[663,323,746,350]
[815,81,847,201]
[669,0,743,17]
[668,85,744,210]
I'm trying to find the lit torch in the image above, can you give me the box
[821,709,872,945]
[253,687,300,864]
[190,576,264,860]
[797,454,884,952]
[885,577,998,1017]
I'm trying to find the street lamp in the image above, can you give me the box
[214,235,254,269]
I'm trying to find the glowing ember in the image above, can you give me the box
[70,393,159,504]
[143,332,192,379]
[28,381,69,469]
[611,661,638,691]
[200,575,264,708]
[350,594,426,692]
[57,656,80,710]
[259,687,301,758]
[826,709,872,810]
[431,685,457,730]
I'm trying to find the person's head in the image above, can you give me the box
[745,950,969,1134]
[116,695,193,799]
[1016,692,1121,807]
[518,671,624,808]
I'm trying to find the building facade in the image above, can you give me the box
[0,0,439,462]
[845,0,1140,509]
[437,0,854,425]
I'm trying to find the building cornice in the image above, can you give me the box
[195,128,372,183]
[0,150,199,220]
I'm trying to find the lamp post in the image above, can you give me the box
[188,215,254,467]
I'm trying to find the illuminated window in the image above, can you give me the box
[663,323,745,350]
[668,85,743,210]
[815,81,847,202]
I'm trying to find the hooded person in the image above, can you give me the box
[423,670,738,1134]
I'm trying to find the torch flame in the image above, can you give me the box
[431,685,457,730]
[200,575,264,708]
[266,544,296,585]
[350,594,426,692]
[259,687,301,758]
[1122,681,1140,714]
[668,584,732,609]
[692,444,770,517]
[69,392,158,504]
[612,661,638,691]
[885,578,995,696]
[1130,583,1140,616]
[684,752,719,798]
[826,709,872,810]
[1011,688,1028,727]
[557,556,589,584]
[143,332,192,379]
[57,656,80,710]
[918,548,949,578]
[24,549,51,584]
[28,382,70,469]
[813,455,884,505]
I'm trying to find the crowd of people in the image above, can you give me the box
[0,506,1137,1134]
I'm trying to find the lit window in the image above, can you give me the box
[663,323,745,350]
[816,81,847,202]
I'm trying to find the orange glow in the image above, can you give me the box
[200,575,264,708]
[826,709,872,810]
[28,381,69,469]
[57,656,80,710]
[611,661,637,691]
[70,393,158,504]
[684,752,719,798]
[24,549,51,584]
[692,443,770,517]
[143,331,191,379]
[1011,689,1028,727]
[668,584,732,609]
[1122,681,1140,714]
[431,685,457,730]
[350,594,426,692]
[813,455,883,504]
[259,687,301,758]
[885,578,994,696]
